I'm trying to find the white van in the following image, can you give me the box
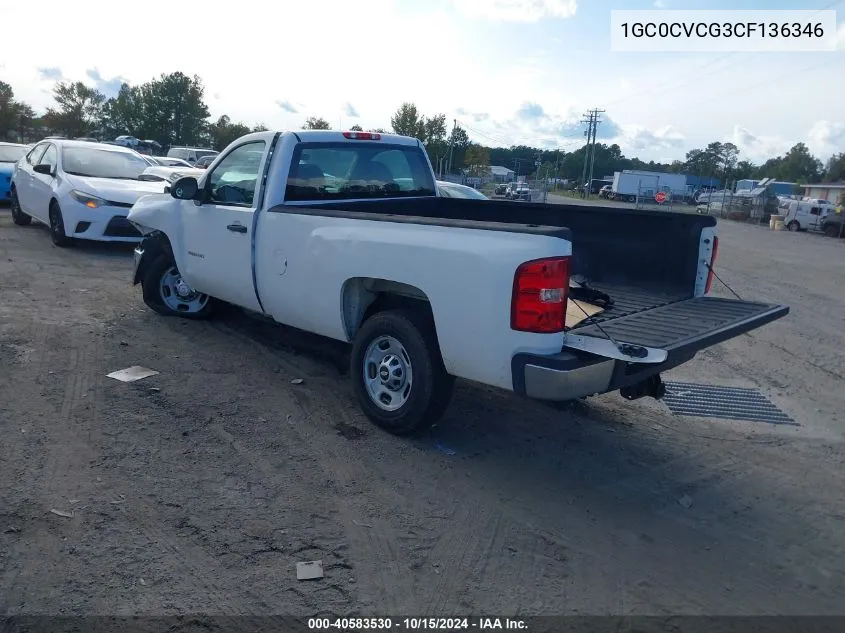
[166,147,218,166]
[783,200,829,232]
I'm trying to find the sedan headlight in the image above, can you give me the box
[70,190,106,209]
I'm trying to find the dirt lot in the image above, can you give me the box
[1,208,844,618]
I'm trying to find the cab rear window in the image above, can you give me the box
[285,143,436,202]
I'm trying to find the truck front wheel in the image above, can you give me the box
[351,309,455,436]
[141,253,213,319]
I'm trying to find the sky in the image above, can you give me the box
[1,0,844,164]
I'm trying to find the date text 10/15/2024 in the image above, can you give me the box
[308,617,529,631]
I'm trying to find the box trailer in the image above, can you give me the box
[611,170,688,202]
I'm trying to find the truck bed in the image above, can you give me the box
[296,197,714,300]
[570,282,690,327]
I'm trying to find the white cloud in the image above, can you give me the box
[451,0,577,22]
[807,120,845,157]
[653,0,665,7]
[623,125,685,151]
[730,125,791,162]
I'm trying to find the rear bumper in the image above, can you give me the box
[512,348,696,401]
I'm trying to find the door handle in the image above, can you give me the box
[226,223,247,233]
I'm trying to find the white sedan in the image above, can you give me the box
[10,140,167,246]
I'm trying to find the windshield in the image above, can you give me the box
[286,143,436,201]
[195,150,218,159]
[440,184,488,200]
[62,147,149,180]
[0,145,27,163]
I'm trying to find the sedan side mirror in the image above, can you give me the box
[34,164,53,176]
[171,176,199,200]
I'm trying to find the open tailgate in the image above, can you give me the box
[565,297,789,359]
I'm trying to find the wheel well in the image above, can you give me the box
[49,197,59,209]
[342,277,435,340]
[134,231,174,284]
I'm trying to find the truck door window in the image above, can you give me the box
[811,207,820,215]
[206,141,266,207]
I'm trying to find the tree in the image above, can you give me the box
[422,113,448,167]
[778,143,822,183]
[464,144,490,177]
[369,128,387,134]
[303,116,330,130]
[100,83,144,140]
[207,114,252,151]
[824,153,845,183]
[349,124,363,131]
[390,102,425,139]
[733,160,756,181]
[252,123,269,132]
[42,81,105,138]
[448,126,470,170]
[140,72,209,147]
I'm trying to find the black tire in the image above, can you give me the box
[9,188,31,226]
[823,224,840,238]
[788,220,800,232]
[48,202,72,247]
[141,253,213,319]
[351,309,455,436]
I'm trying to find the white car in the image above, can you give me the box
[141,165,206,183]
[436,180,488,200]
[9,140,166,246]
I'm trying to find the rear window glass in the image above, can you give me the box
[285,142,436,202]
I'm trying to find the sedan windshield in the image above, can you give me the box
[62,147,149,179]
[0,145,27,163]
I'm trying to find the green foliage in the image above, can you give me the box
[3,84,840,188]
[0,81,40,141]
[824,153,845,183]
[303,116,331,130]
[43,81,105,138]
[208,115,252,151]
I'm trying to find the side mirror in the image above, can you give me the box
[170,176,199,200]
[34,164,53,176]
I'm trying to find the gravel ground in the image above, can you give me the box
[1,207,844,618]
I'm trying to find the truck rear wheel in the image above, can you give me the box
[351,309,455,436]
[141,253,213,319]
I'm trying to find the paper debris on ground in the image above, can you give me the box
[296,560,324,580]
[565,300,604,328]
[678,494,694,509]
[106,366,160,382]
[49,509,74,518]
[290,378,304,385]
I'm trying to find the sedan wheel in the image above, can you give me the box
[49,203,72,247]
[10,189,32,226]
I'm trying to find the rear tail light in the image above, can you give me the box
[705,236,719,294]
[511,257,570,333]
[343,131,381,140]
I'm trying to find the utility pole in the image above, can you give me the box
[586,109,604,195]
[553,149,562,191]
[447,119,456,175]
[579,111,594,198]
[579,109,605,197]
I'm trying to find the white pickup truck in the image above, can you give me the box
[127,130,789,435]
